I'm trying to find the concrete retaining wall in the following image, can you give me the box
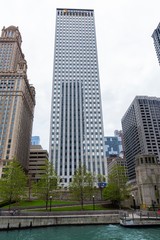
[0,214,119,230]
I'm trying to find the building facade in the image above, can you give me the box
[28,145,48,182]
[135,154,160,208]
[49,9,106,186]
[104,135,123,158]
[107,157,127,194]
[107,157,126,176]
[121,96,160,180]
[152,23,160,65]
[0,26,35,177]
[31,136,40,145]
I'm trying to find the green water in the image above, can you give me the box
[0,225,160,240]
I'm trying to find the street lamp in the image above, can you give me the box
[92,195,95,210]
[49,196,52,212]
[98,182,107,200]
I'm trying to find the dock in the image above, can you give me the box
[120,211,160,227]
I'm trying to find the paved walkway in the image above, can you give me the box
[124,210,160,220]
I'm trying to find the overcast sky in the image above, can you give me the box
[1,0,160,150]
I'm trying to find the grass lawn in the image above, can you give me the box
[29,204,109,212]
[52,204,108,211]
[2,200,78,208]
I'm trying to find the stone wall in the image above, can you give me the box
[0,214,119,230]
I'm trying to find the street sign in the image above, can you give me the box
[98,182,107,188]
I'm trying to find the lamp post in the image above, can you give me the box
[98,182,107,200]
[49,196,52,212]
[92,195,95,210]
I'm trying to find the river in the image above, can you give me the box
[0,224,160,240]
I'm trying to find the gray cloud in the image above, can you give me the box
[1,0,160,150]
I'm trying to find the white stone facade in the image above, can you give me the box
[49,9,106,187]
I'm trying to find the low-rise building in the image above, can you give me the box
[108,157,126,176]
[107,157,127,188]
[28,145,48,182]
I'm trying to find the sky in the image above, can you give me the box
[1,0,160,151]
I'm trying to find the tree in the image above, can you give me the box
[33,160,57,210]
[103,164,129,208]
[0,158,27,209]
[85,172,96,200]
[97,174,106,183]
[69,166,95,210]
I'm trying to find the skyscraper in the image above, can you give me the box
[49,9,106,186]
[104,134,123,158]
[121,96,160,180]
[31,136,40,145]
[152,23,160,65]
[0,26,35,177]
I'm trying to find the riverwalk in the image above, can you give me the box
[0,210,160,230]
[0,211,119,230]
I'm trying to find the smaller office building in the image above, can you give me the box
[108,157,126,176]
[28,145,48,182]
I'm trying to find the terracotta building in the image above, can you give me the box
[0,26,35,176]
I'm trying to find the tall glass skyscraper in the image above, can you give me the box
[152,23,160,65]
[31,136,40,145]
[104,136,123,158]
[49,8,106,186]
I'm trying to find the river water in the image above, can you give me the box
[0,225,160,240]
